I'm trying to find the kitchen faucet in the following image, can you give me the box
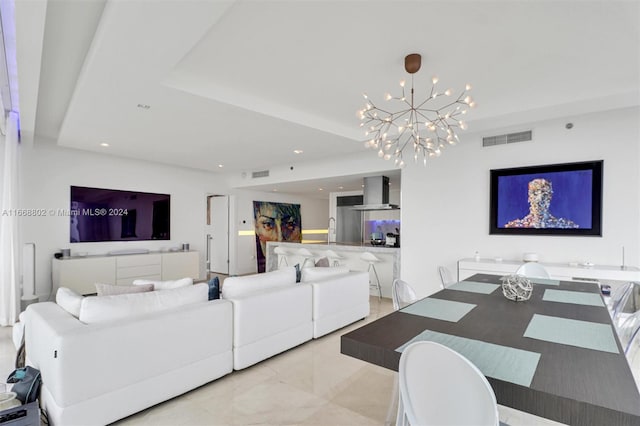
[327,217,336,244]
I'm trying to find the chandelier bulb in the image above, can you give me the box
[378,150,384,158]
[385,93,392,101]
[432,76,439,85]
[363,93,368,99]
[399,160,405,168]
[383,154,391,161]
[444,89,452,96]
[469,101,476,108]
[399,80,405,88]
[465,83,472,91]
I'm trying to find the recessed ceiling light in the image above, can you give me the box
[293,150,303,154]
[318,188,324,191]
[100,142,109,147]
[338,186,344,190]
[361,184,365,188]
[137,104,151,109]
[217,164,224,168]
[272,189,278,192]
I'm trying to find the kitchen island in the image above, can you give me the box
[266,241,400,298]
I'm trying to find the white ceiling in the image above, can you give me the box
[15,0,640,180]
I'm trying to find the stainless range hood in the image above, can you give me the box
[352,176,400,211]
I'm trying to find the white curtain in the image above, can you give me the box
[0,111,20,326]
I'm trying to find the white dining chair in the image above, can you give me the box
[397,341,499,426]
[385,279,419,425]
[515,262,550,279]
[608,282,636,327]
[437,266,455,289]
[617,309,640,357]
[392,279,418,311]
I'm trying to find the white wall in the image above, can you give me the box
[19,143,227,299]
[229,189,329,275]
[401,106,640,298]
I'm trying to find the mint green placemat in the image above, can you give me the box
[524,314,619,354]
[400,298,476,323]
[449,281,500,295]
[396,330,540,387]
[529,278,560,286]
[543,289,605,307]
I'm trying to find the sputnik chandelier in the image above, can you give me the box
[359,53,475,168]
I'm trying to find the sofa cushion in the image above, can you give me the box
[222,267,296,298]
[132,277,193,290]
[56,287,83,318]
[95,283,154,296]
[79,283,209,324]
[301,266,350,283]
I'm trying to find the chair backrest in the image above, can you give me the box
[397,341,499,426]
[392,279,418,311]
[609,282,635,323]
[618,309,640,356]
[437,266,455,289]
[515,262,550,279]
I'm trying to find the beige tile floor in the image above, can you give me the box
[3,297,619,425]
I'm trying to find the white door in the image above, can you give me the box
[208,195,229,274]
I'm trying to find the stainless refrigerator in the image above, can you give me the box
[336,195,363,244]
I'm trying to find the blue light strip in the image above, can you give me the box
[0,0,19,114]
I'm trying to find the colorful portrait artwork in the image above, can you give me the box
[253,201,302,273]
[497,170,593,229]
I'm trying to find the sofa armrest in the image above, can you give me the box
[311,271,370,320]
[26,300,232,408]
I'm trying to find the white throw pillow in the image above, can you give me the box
[79,283,208,324]
[56,287,84,318]
[222,267,296,298]
[133,277,193,290]
[95,283,154,296]
[301,266,350,283]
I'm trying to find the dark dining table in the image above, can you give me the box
[340,273,640,425]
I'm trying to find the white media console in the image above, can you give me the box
[52,251,200,295]
[458,257,640,283]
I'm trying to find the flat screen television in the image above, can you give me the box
[70,186,170,243]
[489,161,603,236]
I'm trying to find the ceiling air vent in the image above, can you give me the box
[251,170,270,179]
[482,130,532,147]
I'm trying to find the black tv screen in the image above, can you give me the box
[70,186,170,243]
[489,161,603,236]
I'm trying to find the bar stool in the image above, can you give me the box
[273,246,289,268]
[361,251,382,299]
[324,249,342,267]
[298,247,315,269]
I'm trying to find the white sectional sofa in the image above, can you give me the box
[23,284,233,426]
[222,267,313,370]
[21,265,369,425]
[222,266,369,369]
[302,267,370,338]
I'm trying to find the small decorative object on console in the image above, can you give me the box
[500,274,533,302]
